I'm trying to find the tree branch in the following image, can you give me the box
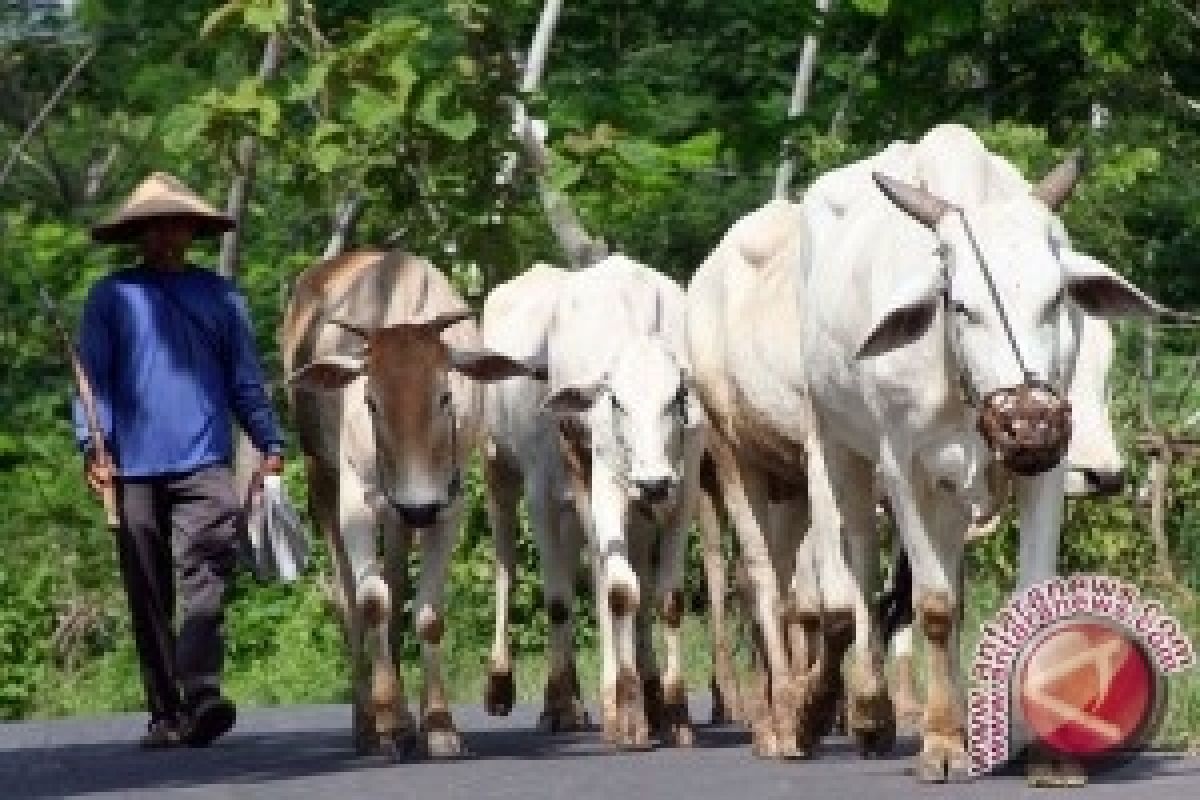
[83,143,121,203]
[321,191,364,260]
[218,30,285,279]
[774,0,831,200]
[0,43,97,192]
[1169,0,1200,28]
[828,22,882,139]
[504,0,607,269]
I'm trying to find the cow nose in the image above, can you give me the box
[1083,468,1125,497]
[635,477,673,504]
[396,503,441,528]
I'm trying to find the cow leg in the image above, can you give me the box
[484,452,519,717]
[881,537,922,731]
[889,624,922,731]
[879,446,968,783]
[807,432,894,756]
[697,471,741,725]
[558,502,590,726]
[381,515,418,754]
[337,466,399,757]
[308,457,350,635]
[1015,464,1065,589]
[709,435,799,759]
[591,461,649,750]
[533,469,588,733]
[415,514,464,759]
[1017,465,1084,787]
[785,509,825,752]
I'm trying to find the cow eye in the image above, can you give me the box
[439,390,452,410]
[670,386,688,414]
[611,394,625,415]
[1041,291,1064,324]
[951,300,981,325]
[365,396,377,414]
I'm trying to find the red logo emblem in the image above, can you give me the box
[1017,620,1156,757]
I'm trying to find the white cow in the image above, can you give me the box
[283,250,536,757]
[480,264,591,732]
[686,200,845,758]
[799,125,1161,781]
[539,254,705,749]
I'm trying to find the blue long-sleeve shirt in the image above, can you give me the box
[72,265,285,478]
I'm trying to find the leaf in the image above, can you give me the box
[547,154,584,190]
[385,56,417,112]
[416,83,477,142]
[243,0,288,33]
[311,142,345,174]
[347,87,402,132]
[200,1,244,38]
[849,0,890,15]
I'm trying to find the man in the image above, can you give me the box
[75,173,286,749]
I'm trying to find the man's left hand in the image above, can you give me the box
[262,453,284,476]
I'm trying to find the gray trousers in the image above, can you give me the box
[115,465,240,721]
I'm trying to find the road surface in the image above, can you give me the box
[1,701,1196,799]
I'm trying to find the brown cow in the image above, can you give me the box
[283,249,535,757]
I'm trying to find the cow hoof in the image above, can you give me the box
[537,701,591,733]
[1026,754,1087,788]
[621,708,652,751]
[848,689,896,757]
[423,728,465,759]
[895,708,923,735]
[916,734,971,783]
[642,675,666,732]
[661,704,695,748]
[710,676,742,725]
[485,668,515,716]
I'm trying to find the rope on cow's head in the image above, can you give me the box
[941,208,1072,476]
[937,207,1066,404]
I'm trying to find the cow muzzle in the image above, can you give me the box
[977,384,1072,477]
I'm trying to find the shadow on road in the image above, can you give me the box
[0,717,782,799]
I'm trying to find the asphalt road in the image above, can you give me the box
[1,700,1197,800]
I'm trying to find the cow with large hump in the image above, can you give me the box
[885,309,1129,731]
[479,263,591,732]
[282,249,537,757]
[686,200,841,759]
[537,253,706,749]
[799,125,1162,782]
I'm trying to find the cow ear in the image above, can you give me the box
[448,348,546,382]
[856,275,945,359]
[1063,253,1163,319]
[287,354,365,391]
[542,383,603,413]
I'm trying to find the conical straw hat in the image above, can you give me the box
[91,172,234,243]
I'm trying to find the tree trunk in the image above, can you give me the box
[218,29,285,498]
[322,191,364,260]
[774,0,831,200]
[218,31,285,279]
[511,0,607,269]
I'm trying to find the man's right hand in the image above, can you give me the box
[84,452,113,495]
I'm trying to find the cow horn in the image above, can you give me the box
[328,319,370,339]
[1033,149,1086,211]
[872,172,955,230]
[420,309,475,334]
